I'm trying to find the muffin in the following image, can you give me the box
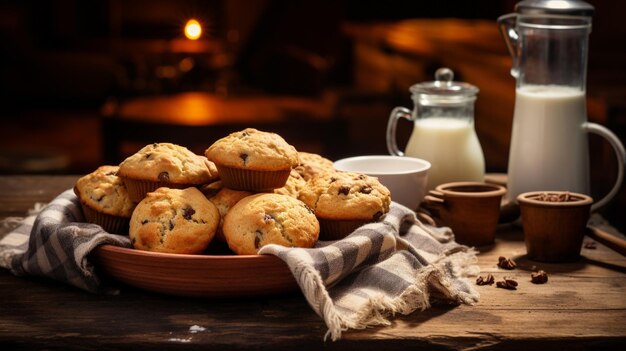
[129,187,220,254]
[207,182,253,242]
[274,169,307,198]
[295,151,335,181]
[74,165,135,234]
[223,193,319,255]
[298,171,391,240]
[204,128,298,191]
[118,142,219,202]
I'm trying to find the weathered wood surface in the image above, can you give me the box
[1,175,625,350]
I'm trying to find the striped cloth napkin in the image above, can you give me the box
[0,190,131,293]
[0,189,479,340]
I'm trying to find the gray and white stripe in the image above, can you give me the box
[259,203,480,341]
[0,189,131,293]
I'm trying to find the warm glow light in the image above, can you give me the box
[184,19,202,40]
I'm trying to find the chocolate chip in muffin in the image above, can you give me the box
[145,153,152,160]
[240,153,248,163]
[169,220,174,230]
[158,171,170,182]
[141,219,149,225]
[182,206,195,220]
[360,186,372,194]
[254,230,263,248]
[338,186,350,195]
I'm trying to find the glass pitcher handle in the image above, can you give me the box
[497,13,520,78]
[386,107,413,156]
[583,122,626,212]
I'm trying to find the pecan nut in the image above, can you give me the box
[496,277,518,290]
[476,274,495,286]
[531,270,548,284]
[497,256,517,270]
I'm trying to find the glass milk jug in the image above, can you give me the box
[386,68,485,191]
[499,0,625,211]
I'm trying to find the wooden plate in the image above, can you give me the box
[91,245,299,298]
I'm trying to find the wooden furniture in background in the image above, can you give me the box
[100,91,343,164]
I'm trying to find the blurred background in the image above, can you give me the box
[0,0,624,229]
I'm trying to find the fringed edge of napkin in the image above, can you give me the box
[319,248,479,341]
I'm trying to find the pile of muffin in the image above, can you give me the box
[74,128,391,255]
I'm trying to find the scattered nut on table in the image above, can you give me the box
[476,274,495,286]
[497,256,517,270]
[531,270,549,284]
[496,277,518,290]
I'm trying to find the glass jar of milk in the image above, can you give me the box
[387,68,485,191]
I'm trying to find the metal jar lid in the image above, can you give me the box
[515,0,594,16]
[409,68,479,98]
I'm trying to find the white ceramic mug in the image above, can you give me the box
[333,155,431,210]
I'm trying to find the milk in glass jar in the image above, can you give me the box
[386,68,485,191]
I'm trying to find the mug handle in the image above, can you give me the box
[386,106,413,156]
[423,190,445,208]
[583,122,626,212]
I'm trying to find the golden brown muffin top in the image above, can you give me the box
[207,183,253,242]
[274,169,307,198]
[294,151,335,181]
[74,165,135,217]
[223,193,319,255]
[129,187,219,254]
[204,128,298,171]
[298,171,391,221]
[118,143,218,185]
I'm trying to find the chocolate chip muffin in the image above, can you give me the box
[204,128,298,191]
[298,171,391,240]
[129,187,220,254]
[274,169,307,198]
[223,193,319,255]
[206,181,253,242]
[74,165,135,234]
[294,151,335,181]
[118,142,219,202]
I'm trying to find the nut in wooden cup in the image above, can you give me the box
[517,191,593,262]
[424,182,506,246]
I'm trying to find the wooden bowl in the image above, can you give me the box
[91,245,299,298]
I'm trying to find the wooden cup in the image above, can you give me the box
[424,182,506,246]
[517,191,593,262]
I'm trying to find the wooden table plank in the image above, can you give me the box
[1,175,625,350]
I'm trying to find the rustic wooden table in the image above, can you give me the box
[1,175,625,350]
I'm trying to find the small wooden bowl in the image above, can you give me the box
[517,191,593,262]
